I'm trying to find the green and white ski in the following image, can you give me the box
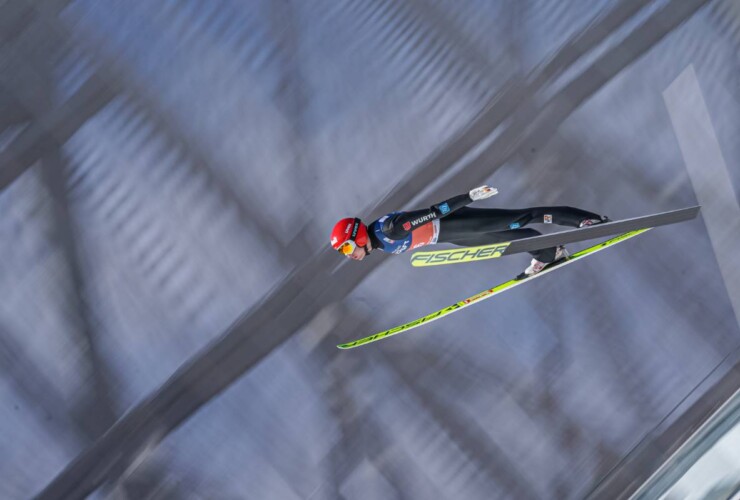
[337,229,650,349]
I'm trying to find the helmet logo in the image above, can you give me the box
[344,223,352,234]
[331,237,338,246]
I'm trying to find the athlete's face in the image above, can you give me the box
[348,245,369,261]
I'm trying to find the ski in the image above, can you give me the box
[337,229,650,349]
[410,206,699,267]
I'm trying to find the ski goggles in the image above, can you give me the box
[337,240,357,256]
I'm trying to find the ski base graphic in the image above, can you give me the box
[337,229,650,349]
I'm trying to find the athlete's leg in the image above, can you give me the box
[520,206,605,227]
[438,205,602,263]
[442,206,604,232]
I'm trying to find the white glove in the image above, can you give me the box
[469,185,498,201]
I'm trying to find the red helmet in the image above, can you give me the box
[330,218,368,254]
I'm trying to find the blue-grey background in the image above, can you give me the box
[1,1,739,499]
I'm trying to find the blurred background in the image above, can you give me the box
[1,0,740,499]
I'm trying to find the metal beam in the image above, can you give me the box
[29,1,301,260]
[0,74,119,190]
[0,8,124,441]
[0,322,85,448]
[310,316,448,500]
[0,1,295,261]
[39,151,120,439]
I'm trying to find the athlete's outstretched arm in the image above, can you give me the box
[383,186,497,239]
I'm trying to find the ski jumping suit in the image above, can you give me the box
[368,192,603,263]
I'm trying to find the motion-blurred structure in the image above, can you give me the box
[2,1,740,499]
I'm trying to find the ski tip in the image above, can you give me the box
[338,338,374,349]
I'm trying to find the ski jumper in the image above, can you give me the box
[368,194,603,263]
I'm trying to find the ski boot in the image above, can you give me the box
[518,246,569,280]
[579,215,611,228]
